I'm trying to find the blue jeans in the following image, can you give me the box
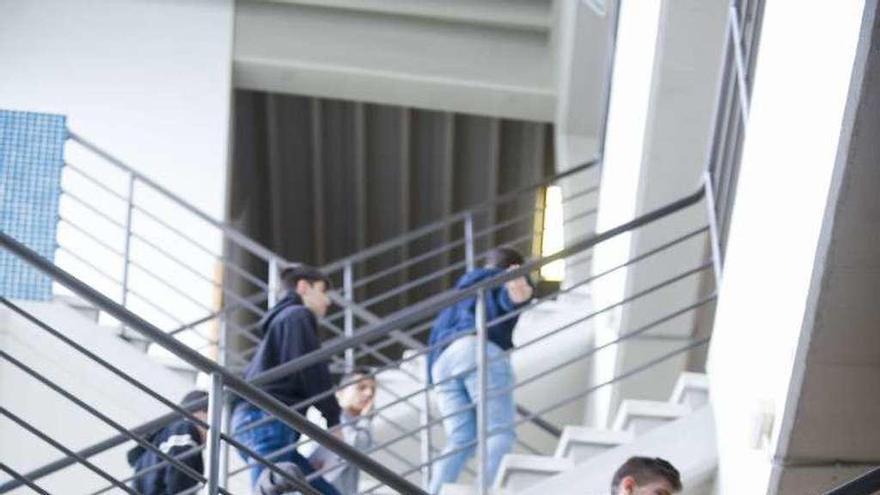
[231,404,341,495]
[429,336,516,494]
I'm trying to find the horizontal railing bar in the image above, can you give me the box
[130,202,223,260]
[58,216,125,258]
[0,230,426,495]
[167,291,267,337]
[496,295,717,398]
[345,185,597,294]
[509,338,711,432]
[352,237,467,291]
[321,158,601,272]
[128,229,270,300]
[1,407,138,495]
[57,245,124,286]
[64,161,130,203]
[61,189,128,231]
[359,259,469,309]
[68,132,280,264]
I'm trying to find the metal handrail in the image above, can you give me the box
[0,230,427,495]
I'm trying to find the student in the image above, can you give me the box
[231,263,342,495]
[309,367,377,495]
[427,247,534,494]
[127,390,208,495]
[610,457,682,495]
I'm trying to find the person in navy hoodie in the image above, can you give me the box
[231,263,342,495]
[127,390,208,495]
[427,247,534,493]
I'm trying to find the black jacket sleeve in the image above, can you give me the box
[161,422,203,495]
[276,310,342,427]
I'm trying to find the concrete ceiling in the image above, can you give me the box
[232,0,613,129]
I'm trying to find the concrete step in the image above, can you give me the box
[553,426,634,463]
[612,399,691,435]
[669,372,710,409]
[493,454,574,492]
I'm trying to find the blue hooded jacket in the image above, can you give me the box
[427,267,532,379]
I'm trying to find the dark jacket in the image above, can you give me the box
[240,294,341,427]
[427,268,532,377]
[126,419,203,495]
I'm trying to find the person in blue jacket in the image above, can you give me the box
[427,247,534,493]
[127,390,208,495]
[231,263,342,495]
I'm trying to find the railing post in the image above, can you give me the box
[420,360,433,490]
[464,213,475,271]
[267,257,279,308]
[119,173,136,339]
[475,288,488,495]
[216,315,232,488]
[205,372,224,495]
[343,261,355,371]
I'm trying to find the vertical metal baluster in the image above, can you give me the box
[267,257,279,308]
[120,173,136,338]
[216,315,232,488]
[344,261,355,371]
[420,360,433,490]
[475,288,488,495]
[205,372,224,495]
[464,213,475,271]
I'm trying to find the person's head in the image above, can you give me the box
[483,247,525,270]
[180,390,209,440]
[336,366,377,416]
[611,457,682,495]
[280,263,332,317]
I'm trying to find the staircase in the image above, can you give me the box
[1,125,719,495]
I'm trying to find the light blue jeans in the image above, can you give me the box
[429,336,516,494]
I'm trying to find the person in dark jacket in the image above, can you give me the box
[427,247,534,493]
[127,390,208,495]
[231,263,342,495]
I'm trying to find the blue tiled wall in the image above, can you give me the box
[0,110,66,300]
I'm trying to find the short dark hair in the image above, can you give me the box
[180,390,209,413]
[340,366,376,386]
[280,263,331,293]
[610,457,682,493]
[483,247,525,269]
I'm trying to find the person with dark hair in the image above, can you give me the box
[127,390,209,495]
[427,247,534,493]
[231,263,343,495]
[610,457,682,495]
[309,367,376,494]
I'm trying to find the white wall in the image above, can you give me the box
[0,0,235,352]
[706,1,864,493]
